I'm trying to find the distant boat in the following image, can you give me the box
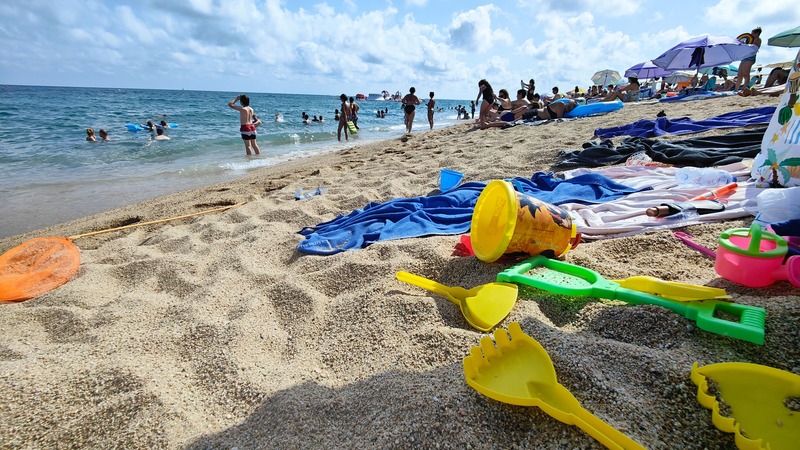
[392,91,402,102]
[367,90,391,101]
[356,93,366,101]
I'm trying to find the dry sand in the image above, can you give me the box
[1,94,798,449]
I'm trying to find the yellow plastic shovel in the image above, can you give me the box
[611,276,731,302]
[463,322,646,450]
[396,271,517,332]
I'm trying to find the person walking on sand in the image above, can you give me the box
[228,94,261,156]
[426,91,436,130]
[337,94,353,141]
[401,87,421,133]
[735,27,762,92]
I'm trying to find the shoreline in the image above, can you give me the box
[2,93,797,449]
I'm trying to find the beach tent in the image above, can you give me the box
[751,49,800,187]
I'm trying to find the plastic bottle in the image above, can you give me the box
[675,167,735,187]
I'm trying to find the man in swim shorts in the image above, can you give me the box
[228,94,261,156]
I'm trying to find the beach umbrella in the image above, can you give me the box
[768,25,800,48]
[625,60,672,79]
[653,35,757,71]
[765,60,794,68]
[664,70,695,84]
[591,69,621,86]
[699,64,739,75]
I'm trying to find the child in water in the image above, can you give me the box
[86,128,96,141]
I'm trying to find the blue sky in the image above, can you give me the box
[1,0,798,99]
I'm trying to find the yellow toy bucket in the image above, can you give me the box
[471,180,579,263]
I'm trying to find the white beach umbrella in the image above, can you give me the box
[591,69,622,86]
[664,71,694,84]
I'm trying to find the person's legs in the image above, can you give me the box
[735,60,754,91]
[407,110,416,133]
[251,139,261,155]
[478,100,491,126]
[428,111,434,129]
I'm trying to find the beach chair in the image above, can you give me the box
[638,87,653,100]
[703,77,717,91]
[747,77,758,89]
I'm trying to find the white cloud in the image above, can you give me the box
[448,5,513,53]
[406,0,428,6]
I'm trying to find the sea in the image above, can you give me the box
[0,85,473,239]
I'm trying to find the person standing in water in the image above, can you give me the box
[348,97,360,130]
[401,87,421,133]
[337,94,353,141]
[426,91,436,130]
[228,94,261,156]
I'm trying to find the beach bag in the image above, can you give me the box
[751,48,800,187]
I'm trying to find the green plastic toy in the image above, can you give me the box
[497,256,766,345]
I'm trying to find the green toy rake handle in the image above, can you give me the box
[497,256,765,345]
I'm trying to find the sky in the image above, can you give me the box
[1,0,798,100]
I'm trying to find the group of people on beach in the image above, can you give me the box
[474,78,581,129]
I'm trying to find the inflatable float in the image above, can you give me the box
[125,123,178,132]
[552,99,623,118]
[346,121,358,135]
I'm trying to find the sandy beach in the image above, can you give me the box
[1,94,797,449]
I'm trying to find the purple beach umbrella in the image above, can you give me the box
[652,35,757,71]
[624,60,672,79]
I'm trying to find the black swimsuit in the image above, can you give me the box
[404,104,415,114]
[545,105,557,119]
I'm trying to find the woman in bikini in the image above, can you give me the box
[337,94,352,141]
[475,79,496,128]
[401,87,421,133]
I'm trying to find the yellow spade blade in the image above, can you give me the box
[611,276,731,302]
[396,271,517,332]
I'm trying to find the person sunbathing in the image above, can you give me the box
[603,77,639,102]
[481,99,578,128]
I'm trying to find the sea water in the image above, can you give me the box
[0,85,472,238]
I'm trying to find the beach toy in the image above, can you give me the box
[0,203,243,302]
[0,237,80,303]
[691,362,800,450]
[396,271,517,332]
[346,121,358,135]
[737,32,755,45]
[715,223,800,288]
[674,231,717,259]
[438,168,464,192]
[563,99,623,118]
[497,256,766,345]
[463,322,646,450]
[125,123,177,132]
[611,276,731,302]
[470,180,579,263]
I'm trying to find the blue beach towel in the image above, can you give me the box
[297,172,645,255]
[595,106,775,138]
